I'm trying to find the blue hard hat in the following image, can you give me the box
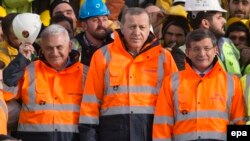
[79,0,110,19]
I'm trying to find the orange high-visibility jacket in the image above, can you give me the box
[2,60,87,141]
[79,31,178,141]
[0,91,7,135]
[153,60,246,141]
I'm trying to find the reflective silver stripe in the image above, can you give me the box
[27,62,36,104]
[154,115,174,126]
[153,138,171,141]
[82,65,89,87]
[106,85,159,95]
[101,106,154,115]
[79,116,99,124]
[22,103,80,112]
[0,100,7,119]
[174,131,226,141]
[3,83,18,96]
[245,74,250,116]
[226,73,235,124]
[175,110,228,122]
[156,50,166,93]
[100,46,111,96]
[231,117,245,124]
[171,73,179,118]
[82,95,98,103]
[18,123,79,133]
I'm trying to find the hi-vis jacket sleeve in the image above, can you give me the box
[79,49,106,141]
[153,75,174,141]
[0,91,8,135]
[230,75,246,125]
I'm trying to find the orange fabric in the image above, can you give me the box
[11,60,84,126]
[0,91,7,135]
[153,61,246,139]
[80,31,178,119]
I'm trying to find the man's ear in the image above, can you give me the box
[69,41,72,51]
[201,19,210,29]
[79,21,87,31]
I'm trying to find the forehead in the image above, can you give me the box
[53,3,73,14]
[145,6,161,13]
[190,38,213,46]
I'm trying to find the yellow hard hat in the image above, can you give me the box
[40,10,51,26]
[226,17,249,29]
[0,6,7,18]
[168,5,187,18]
[80,0,106,6]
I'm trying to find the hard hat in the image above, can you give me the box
[40,10,51,26]
[173,0,186,4]
[0,6,7,18]
[79,0,110,19]
[12,13,42,44]
[185,0,227,12]
[3,0,32,9]
[80,0,106,6]
[226,17,249,29]
[168,5,187,18]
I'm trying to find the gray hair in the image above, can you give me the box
[121,7,150,25]
[40,24,70,42]
[185,29,217,48]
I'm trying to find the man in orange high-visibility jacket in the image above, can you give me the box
[0,91,7,135]
[153,29,246,141]
[78,7,178,141]
[1,24,87,141]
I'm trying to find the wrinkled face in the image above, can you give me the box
[52,3,77,30]
[185,38,217,72]
[41,34,72,71]
[208,12,226,38]
[85,16,109,40]
[229,0,250,18]
[228,31,248,46]
[163,25,186,48]
[121,12,150,52]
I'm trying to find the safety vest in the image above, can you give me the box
[0,91,7,135]
[2,60,87,141]
[217,37,241,77]
[79,31,178,141]
[242,64,250,76]
[241,74,250,124]
[153,61,246,141]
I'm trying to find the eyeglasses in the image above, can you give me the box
[189,46,215,53]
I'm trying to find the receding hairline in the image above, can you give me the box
[40,24,70,43]
[121,7,150,24]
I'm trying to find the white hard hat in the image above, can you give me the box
[185,0,226,13]
[12,13,42,44]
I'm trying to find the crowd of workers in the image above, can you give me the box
[0,0,250,141]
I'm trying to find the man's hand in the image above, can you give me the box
[19,43,35,60]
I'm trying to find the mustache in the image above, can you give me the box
[234,10,245,14]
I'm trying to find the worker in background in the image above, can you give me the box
[228,0,250,19]
[162,5,190,70]
[153,29,246,141]
[78,7,177,141]
[73,0,113,66]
